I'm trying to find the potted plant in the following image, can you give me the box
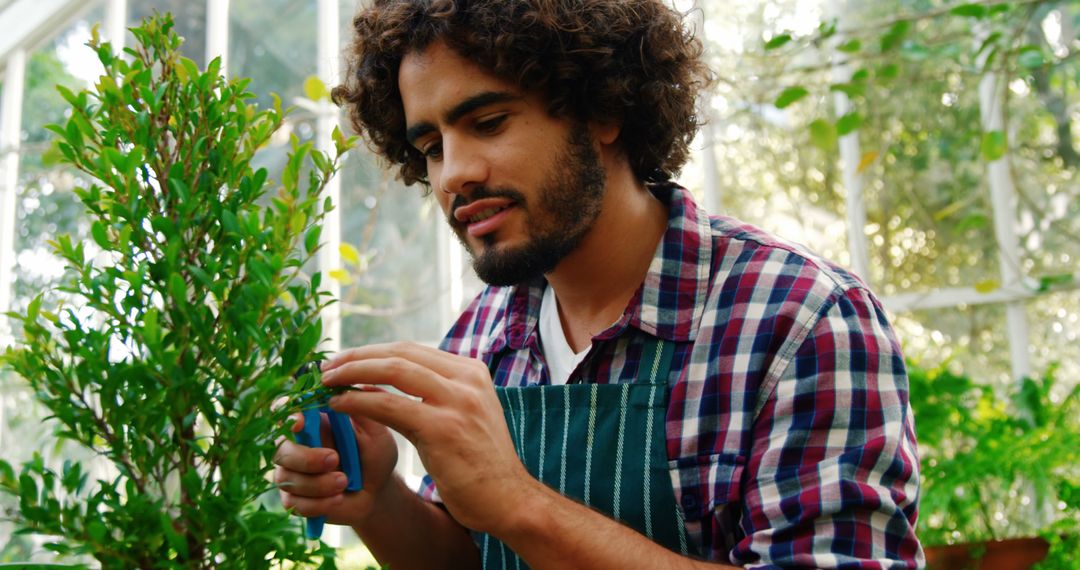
[909,361,1080,569]
[0,14,355,567]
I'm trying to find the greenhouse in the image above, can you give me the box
[0,0,1077,567]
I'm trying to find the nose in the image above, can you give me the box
[436,137,487,195]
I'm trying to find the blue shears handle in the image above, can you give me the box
[293,364,363,540]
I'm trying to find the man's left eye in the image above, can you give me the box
[476,115,508,134]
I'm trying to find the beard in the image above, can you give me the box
[448,123,607,287]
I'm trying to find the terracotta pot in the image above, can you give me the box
[924,537,1049,570]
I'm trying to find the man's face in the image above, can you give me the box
[398,41,607,286]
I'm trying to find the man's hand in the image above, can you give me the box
[321,341,536,535]
[273,399,400,528]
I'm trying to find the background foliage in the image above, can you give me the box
[698,0,1079,386]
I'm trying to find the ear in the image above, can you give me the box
[590,121,621,146]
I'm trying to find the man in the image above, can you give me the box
[273,0,924,567]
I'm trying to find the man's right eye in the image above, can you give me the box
[422,143,443,160]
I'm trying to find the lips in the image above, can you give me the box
[453,198,517,238]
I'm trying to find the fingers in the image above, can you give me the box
[322,358,450,402]
[274,438,340,475]
[279,492,345,518]
[328,389,426,439]
[325,342,480,382]
[275,466,351,500]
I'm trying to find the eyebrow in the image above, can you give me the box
[405,91,522,146]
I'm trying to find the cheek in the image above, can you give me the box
[434,189,452,216]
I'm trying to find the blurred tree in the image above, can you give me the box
[697,0,1080,386]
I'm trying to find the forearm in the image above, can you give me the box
[496,480,739,570]
[352,475,481,569]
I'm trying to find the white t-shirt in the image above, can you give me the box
[539,284,590,385]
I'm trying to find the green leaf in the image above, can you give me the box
[1016,46,1045,69]
[41,141,66,167]
[951,3,988,18]
[957,213,988,233]
[303,76,330,101]
[900,43,930,62]
[87,520,107,542]
[27,295,42,323]
[877,64,900,80]
[18,473,36,503]
[144,308,160,348]
[830,82,864,99]
[836,112,863,136]
[299,321,322,358]
[0,459,14,485]
[1037,273,1075,292]
[305,225,322,254]
[91,221,111,250]
[332,125,352,156]
[221,210,241,235]
[837,39,861,53]
[764,33,792,50]
[981,130,1007,162]
[169,274,188,306]
[774,86,810,109]
[817,20,837,40]
[809,119,837,151]
[880,21,910,52]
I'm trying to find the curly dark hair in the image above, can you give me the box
[333,0,713,186]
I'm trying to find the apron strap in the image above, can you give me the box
[637,337,676,386]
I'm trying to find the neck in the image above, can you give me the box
[544,162,668,352]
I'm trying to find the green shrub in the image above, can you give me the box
[910,361,1080,566]
[0,14,354,568]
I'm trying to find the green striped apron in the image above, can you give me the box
[479,338,696,568]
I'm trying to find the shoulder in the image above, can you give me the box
[702,214,875,334]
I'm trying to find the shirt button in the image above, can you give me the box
[680,492,699,511]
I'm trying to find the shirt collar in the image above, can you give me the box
[483,183,713,357]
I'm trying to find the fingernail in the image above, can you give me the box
[323,453,338,470]
[335,473,348,488]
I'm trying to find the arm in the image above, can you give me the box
[322,342,741,569]
[495,476,740,569]
[350,474,480,568]
[733,287,923,568]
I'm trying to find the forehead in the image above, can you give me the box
[398,41,519,121]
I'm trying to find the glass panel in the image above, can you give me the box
[2,6,107,563]
[13,2,106,336]
[230,0,317,109]
[336,146,447,347]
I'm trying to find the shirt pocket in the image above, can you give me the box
[670,453,746,559]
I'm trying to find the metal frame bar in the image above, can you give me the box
[316,0,343,355]
[978,27,1032,382]
[206,0,229,74]
[0,0,95,74]
[0,48,26,345]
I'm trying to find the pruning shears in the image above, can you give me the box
[292,361,363,539]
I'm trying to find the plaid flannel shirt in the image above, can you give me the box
[423,183,923,568]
